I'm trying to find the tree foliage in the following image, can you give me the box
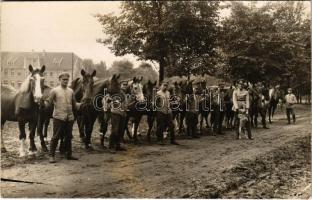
[220,1,310,87]
[95,1,220,83]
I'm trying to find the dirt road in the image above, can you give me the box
[1,104,311,198]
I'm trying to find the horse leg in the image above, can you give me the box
[1,121,7,153]
[39,125,49,152]
[179,112,185,134]
[43,118,50,138]
[146,114,154,143]
[268,105,272,124]
[99,112,110,148]
[18,122,28,157]
[272,102,277,118]
[37,113,48,152]
[28,120,38,155]
[77,115,86,143]
[133,115,142,144]
[123,116,132,141]
[85,117,96,150]
[199,113,204,133]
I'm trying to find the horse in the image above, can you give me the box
[268,85,283,123]
[1,65,46,156]
[142,80,158,142]
[224,86,235,129]
[123,77,146,144]
[75,74,121,150]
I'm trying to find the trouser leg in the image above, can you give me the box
[64,121,74,157]
[156,112,165,141]
[286,108,291,123]
[167,113,176,143]
[49,118,65,157]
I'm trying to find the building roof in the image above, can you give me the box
[1,51,82,70]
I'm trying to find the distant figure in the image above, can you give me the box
[285,88,297,124]
[233,80,252,140]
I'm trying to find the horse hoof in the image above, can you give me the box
[1,147,7,153]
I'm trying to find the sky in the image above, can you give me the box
[1,1,310,69]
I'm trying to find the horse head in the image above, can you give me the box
[24,65,45,104]
[128,76,144,102]
[107,74,121,95]
[80,69,96,103]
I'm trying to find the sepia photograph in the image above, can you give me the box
[0,1,311,198]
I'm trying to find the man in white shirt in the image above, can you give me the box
[155,81,179,145]
[45,72,80,163]
[285,88,297,124]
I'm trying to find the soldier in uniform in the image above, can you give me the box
[45,72,80,163]
[233,79,252,139]
[108,80,130,152]
[155,81,179,145]
[285,88,297,124]
[185,80,200,138]
[210,83,226,135]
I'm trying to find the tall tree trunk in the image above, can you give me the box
[159,57,165,84]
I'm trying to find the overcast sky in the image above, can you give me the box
[1,1,310,69]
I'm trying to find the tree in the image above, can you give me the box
[107,59,134,80]
[82,59,95,72]
[133,62,158,83]
[94,61,107,78]
[220,1,310,85]
[95,1,220,83]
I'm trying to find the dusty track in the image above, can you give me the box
[1,104,311,198]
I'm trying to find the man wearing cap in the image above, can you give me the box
[45,72,80,163]
[185,81,200,138]
[285,88,297,124]
[155,81,179,145]
[108,80,129,152]
[211,83,226,135]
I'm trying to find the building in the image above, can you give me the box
[1,51,83,89]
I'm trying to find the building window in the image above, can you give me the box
[3,80,8,85]
[11,81,15,87]
[17,71,22,76]
[50,81,54,87]
[7,61,14,66]
[11,69,14,76]
[18,81,22,88]
[53,58,59,64]
[50,72,53,77]
[4,69,8,76]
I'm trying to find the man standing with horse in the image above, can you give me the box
[45,72,80,163]
[155,81,179,145]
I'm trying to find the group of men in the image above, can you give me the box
[45,72,298,163]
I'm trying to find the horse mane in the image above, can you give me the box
[71,77,81,91]
[19,74,31,93]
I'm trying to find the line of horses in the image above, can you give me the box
[1,65,284,157]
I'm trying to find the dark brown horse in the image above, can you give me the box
[1,65,46,156]
[75,74,121,150]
